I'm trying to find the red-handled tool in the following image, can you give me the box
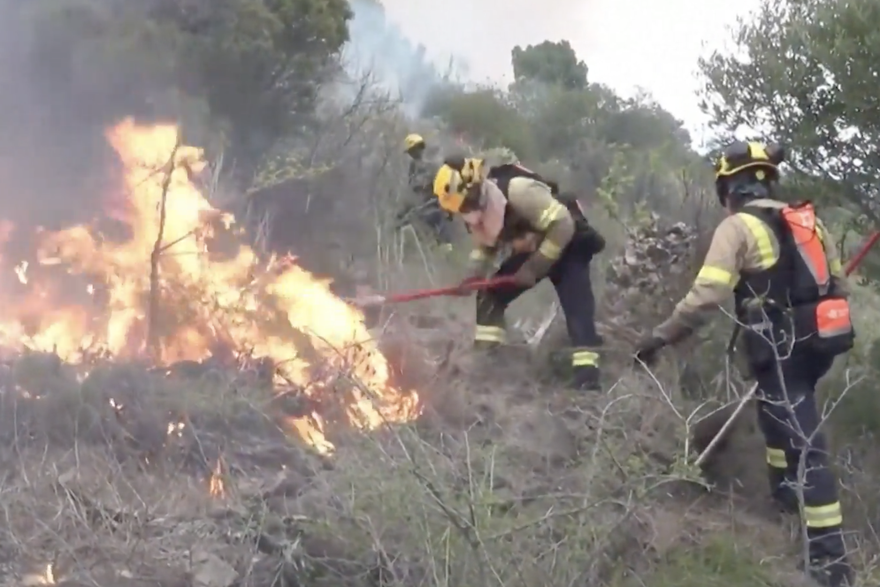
[348,276,518,308]
[844,230,880,274]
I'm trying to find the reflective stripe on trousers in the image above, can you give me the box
[766,447,787,469]
[475,324,506,344]
[571,347,599,367]
[753,350,846,556]
[474,246,601,370]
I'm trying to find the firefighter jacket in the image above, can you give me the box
[465,171,575,280]
[654,198,853,360]
[407,157,437,207]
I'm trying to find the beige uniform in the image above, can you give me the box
[467,177,575,277]
[654,198,848,342]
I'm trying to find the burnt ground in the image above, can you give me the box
[0,315,838,587]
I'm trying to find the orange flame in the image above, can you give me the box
[0,118,420,452]
[209,458,225,498]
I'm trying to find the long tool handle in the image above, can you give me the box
[385,276,516,303]
[844,231,880,274]
[694,384,757,467]
[694,231,878,468]
[351,276,517,308]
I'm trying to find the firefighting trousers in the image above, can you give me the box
[753,351,847,562]
[474,245,601,389]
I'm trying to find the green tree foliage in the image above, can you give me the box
[10,0,352,181]
[424,40,708,219]
[511,40,588,90]
[151,0,352,172]
[697,0,880,210]
[13,0,180,121]
[423,88,538,161]
[697,0,880,274]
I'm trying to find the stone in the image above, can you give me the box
[189,552,237,587]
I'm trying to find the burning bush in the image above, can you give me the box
[0,119,419,454]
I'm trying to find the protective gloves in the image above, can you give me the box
[634,335,667,367]
[453,274,484,296]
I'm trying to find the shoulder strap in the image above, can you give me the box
[488,164,560,195]
[781,201,831,287]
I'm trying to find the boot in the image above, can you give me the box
[573,365,601,391]
[473,340,500,351]
[474,324,507,351]
[806,559,854,587]
[806,528,854,587]
[767,467,799,515]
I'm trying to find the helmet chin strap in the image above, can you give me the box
[723,177,771,209]
[731,180,770,199]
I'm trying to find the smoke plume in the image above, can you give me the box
[0,0,173,235]
[370,0,595,85]
[343,0,464,117]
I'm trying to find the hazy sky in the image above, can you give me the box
[379,0,762,142]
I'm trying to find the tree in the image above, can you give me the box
[419,34,712,222]
[10,0,181,124]
[422,87,538,161]
[511,40,588,90]
[3,0,353,187]
[602,93,691,152]
[698,0,880,221]
[151,0,353,177]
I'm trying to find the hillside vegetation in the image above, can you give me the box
[0,0,877,586]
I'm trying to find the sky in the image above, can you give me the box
[378,0,762,144]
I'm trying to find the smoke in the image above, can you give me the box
[0,0,597,238]
[0,0,169,235]
[369,0,596,85]
[342,0,465,117]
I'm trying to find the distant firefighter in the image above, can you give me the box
[400,133,454,253]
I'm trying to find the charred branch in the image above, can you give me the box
[147,132,182,361]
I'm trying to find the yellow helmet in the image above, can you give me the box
[715,141,784,179]
[403,133,425,152]
[715,141,784,201]
[433,158,484,213]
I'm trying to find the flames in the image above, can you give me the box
[0,118,419,452]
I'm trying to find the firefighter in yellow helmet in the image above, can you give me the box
[401,134,454,252]
[434,156,606,390]
[635,141,855,586]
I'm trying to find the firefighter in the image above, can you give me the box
[433,156,606,390]
[402,134,454,252]
[634,141,855,586]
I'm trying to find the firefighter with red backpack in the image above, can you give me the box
[635,141,855,586]
[433,156,606,390]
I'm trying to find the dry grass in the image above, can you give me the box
[0,302,870,587]
[0,233,877,586]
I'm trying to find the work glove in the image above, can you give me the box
[452,274,484,296]
[634,335,666,367]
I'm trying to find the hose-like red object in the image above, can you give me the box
[359,230,880,309]
[376,276,517,305]
[845,231,880,274]
[349,276,518,308]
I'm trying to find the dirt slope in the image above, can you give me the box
[0,320,831,587]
